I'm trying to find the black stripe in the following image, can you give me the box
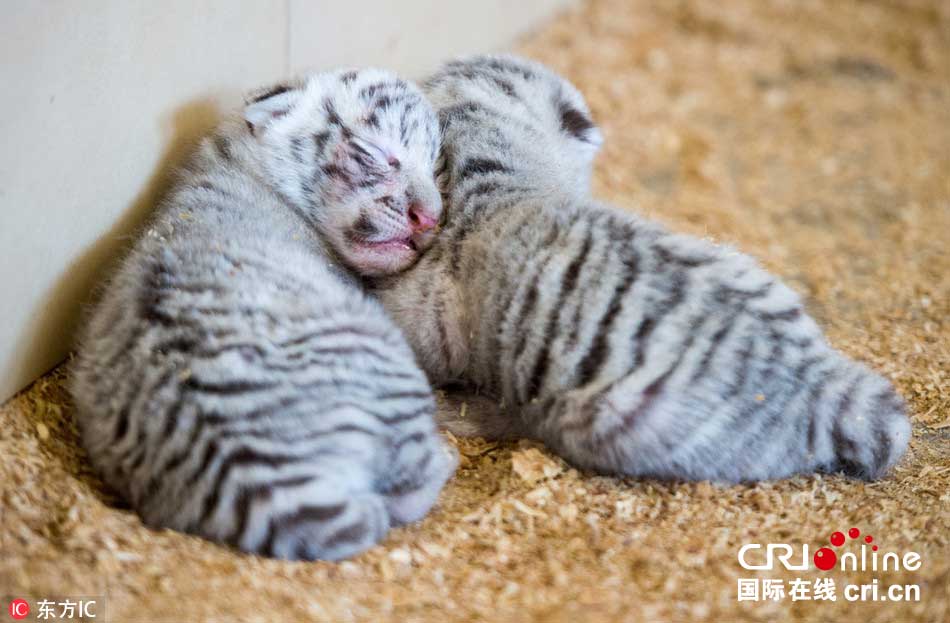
[565,235,609,350]
[758,330,785,382]
[363,367,422,382]
[250,84,293,104]
[757,359,827,473]
[394,431,426,450]
[595,326,703,438]
[655,245,714,268]
[198,393,301,425]
[124,441,149,481]
[263,502,348,557]
[158,392,188,440]
[306,345,400,367]
[575,248,639,386]
[279,325,390,348]
[366,109,380,129]
[689,318,736,383]
[114,364,176,449]
[372,406,431,425]
[511,238,570,401]
[315,400,430,426]
[457,180,501,208]
[151,415,207,492]
[348,139,375,162]
[184,376,278,396]
[312,130,331,154]
[158,339,260,362]
[384,450,434,496]
[359,80,400,99]
[433,291,452,372]
[319,521,369,556]
[725,334,756,398]
[481,74,516,97]
[323,99,344,126]
[295,423,379,441]
[375,195,401,216]
[718,282,773,302]
[322,162,351,186]
[113,405,131,444]
[526,223,593,401]
[448,214,478,275]
[164,279,228,297]
[399,104,412,145]
[457,157,510,180]
[485,272,512,392]
[872,427,892,476]
[290,136,305,163]
[755,307,802,322]
[467,57,537,80]
[181,438,219,494]
[229,474,314,547]
[199,446,304,524]
[488,212,540,389]
[213,135,233,161]
[456,186,526,218]
[433,155,450,184]
[123,366,176,472]
[437,101,486,133]
[833,374,860,425]
[203,407,378,441]
[510,283,541,397]
[374,95,392,111]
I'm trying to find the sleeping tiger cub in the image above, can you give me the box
[71,69,456,560]
[374,55,910,482]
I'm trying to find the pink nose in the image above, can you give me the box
[407,202,438,233]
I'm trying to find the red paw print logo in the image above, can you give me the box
[813,527,878,570]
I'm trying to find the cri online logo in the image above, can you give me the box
[8,599,29,620]
[739,527,922,572]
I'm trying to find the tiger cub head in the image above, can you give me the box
[424,54,603,200]
[243,69,442,276]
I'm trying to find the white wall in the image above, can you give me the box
[288,1,573,76]
[0,0,571,401]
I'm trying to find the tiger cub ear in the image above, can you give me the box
[243,81,304,134]
[557,101,603,150]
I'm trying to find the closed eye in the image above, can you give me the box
[349,136,393,173]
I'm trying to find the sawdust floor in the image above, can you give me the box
[2,1,948,621]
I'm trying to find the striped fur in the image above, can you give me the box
[70,69,456,561]
[374,55,910,482]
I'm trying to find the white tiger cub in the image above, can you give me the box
[374,55,910,483]
[70,69,457,561]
